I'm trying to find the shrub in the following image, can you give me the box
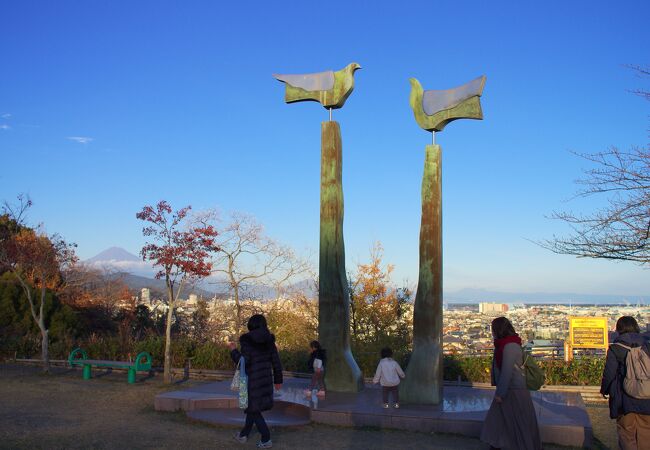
[540,357,605,386]
[278,349,309,372]
[192,342,232,370]
[444,355,492,383]
[134,336,165,366]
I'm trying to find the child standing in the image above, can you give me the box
[373,347,405,408]
[305,340,326,397]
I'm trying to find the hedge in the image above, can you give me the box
[3,334,606,386]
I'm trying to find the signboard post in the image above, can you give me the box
[567,316,609,362]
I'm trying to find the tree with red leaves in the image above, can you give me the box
[136,201,219,383]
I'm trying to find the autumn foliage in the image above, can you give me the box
[136,200,219,383]
[0,202,77,372]
[137,201,218,281]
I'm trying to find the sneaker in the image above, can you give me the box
[233,433,247,443]
[394,403,400,409]
[383,403,389,409]
[316,390,326,397]
[257,440,273,448]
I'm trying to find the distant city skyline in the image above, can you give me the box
[1,1,649,295]
[86,246,650,304]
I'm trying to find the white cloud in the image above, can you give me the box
[0,124,10,130]
[1,113,11,119]
[67,136,94,144]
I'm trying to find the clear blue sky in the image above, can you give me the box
[1,1,649,297]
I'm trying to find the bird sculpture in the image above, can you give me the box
[273,62,362,110]
[409,75,486,132]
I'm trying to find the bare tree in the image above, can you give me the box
[210,212,311,335]
[542,67,649,262]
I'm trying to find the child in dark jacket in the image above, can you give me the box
[305,340,326,397]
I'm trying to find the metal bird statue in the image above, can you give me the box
[409,75,486,132]
[273,62,362,110]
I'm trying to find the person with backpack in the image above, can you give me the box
[229,314,283,449]
[480,316,541,450]
[600,316,650,450]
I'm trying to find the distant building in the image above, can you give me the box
[187,294,198,306]
[479,302,508,314]
[140,288,151,305]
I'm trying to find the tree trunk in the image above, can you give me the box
[235,289,243,336]
[40,322,50,373]
[38,284,50,373]
[163,281,174,384]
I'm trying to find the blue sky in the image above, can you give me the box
[1,1,649,296]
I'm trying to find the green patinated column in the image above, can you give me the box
[319,121,363,393]
[400,144,443,404]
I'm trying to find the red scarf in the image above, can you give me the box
[494,334,522,369]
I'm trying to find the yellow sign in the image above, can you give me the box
[569,316,609,349]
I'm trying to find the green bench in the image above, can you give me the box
[68,348,152,384]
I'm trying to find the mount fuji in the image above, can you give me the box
[85,246,154,277]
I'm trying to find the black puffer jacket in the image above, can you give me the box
[231,327,283,413]
[600,332,650,419]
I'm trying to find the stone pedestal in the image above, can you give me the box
[400,144,443,404]
[318,121,363,393]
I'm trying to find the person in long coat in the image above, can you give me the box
[229,314,283,449]
[480,316,541,450]
[600,316,650,450]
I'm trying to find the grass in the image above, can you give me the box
[0,363,616,449]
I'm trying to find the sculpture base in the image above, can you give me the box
[399,342,443,404]
[156,379,593,448]
[322,348,363,393]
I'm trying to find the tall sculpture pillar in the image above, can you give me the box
[273,62,363,392]
[400,75,486,404]
[319,121,363,392]
[401,143,443,404]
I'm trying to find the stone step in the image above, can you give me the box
[187,402,311,427]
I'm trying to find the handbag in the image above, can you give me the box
[230,359,241,391]
[238,356,248,409]
[519,347,545,391]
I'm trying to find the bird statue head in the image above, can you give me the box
[409,78,423,97]
[347,62,362,73]
[408,77,422,88]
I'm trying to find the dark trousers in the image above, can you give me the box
[382,385,399,404]
[240,411,270,442]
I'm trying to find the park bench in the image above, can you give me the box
[68,348,152,384]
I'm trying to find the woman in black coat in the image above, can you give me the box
[229,314,283,448]
[600,316,650,450]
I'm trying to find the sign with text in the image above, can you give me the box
[569,316,609,349]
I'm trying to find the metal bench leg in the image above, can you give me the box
[128,368,136,384]
[83,364,91,380]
